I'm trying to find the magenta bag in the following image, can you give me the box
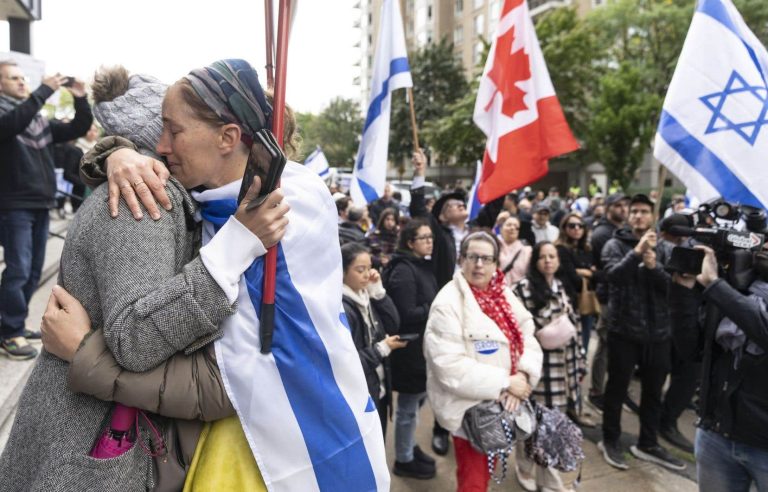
[89,404,137,459]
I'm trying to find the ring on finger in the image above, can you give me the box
[133,180,145,187]
[120,183,133,189]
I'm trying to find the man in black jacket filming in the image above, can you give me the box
[674,245,768,491]
[0,61,92,360]
[597,194,686,472]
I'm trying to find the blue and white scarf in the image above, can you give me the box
[193,162,389,492]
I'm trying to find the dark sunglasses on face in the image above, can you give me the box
[566,222,584,230]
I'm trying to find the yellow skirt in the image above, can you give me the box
[183,415,267,492]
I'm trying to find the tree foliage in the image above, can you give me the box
[389,39,469,163]
[296,97,363,167]
[536,0,768,189]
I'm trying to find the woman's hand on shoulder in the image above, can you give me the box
[41,286,91,362]
[106,148,172,221]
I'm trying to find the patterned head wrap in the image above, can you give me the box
[184,59,272,140]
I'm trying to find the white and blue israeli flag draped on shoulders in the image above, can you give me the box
[654,0,768,210]
[305,146,330,177]
[193,162,389,492]
[351,0,412,205]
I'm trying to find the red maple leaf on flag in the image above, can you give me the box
[484,24,531,118]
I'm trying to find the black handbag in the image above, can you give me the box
[461,400,536,483]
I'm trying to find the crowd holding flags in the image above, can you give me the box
[350,0,412,206]
[654,0,768,210]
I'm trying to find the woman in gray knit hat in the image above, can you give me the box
[0,66,289,491]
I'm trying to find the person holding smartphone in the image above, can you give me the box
[341,242,405,436]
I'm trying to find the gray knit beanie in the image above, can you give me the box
[92,68,167,155]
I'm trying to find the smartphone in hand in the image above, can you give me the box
[237,129,287,208]
[398,333,420,342]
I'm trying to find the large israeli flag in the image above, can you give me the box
[305,146,330,177]
[654,0,768,210]
[194,162,389,491]
[351,0,412,205]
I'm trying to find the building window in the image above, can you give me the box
[473,40,485,65]
[427,5,432,19]
[368,12,372,25]
[474,13,485,36]
[474,0,484,9]
[489,0,500,32]
[454,26,463,44]
[455,0,463,13]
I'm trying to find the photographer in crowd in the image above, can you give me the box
[674,243,768,491]
[598,194,685,472]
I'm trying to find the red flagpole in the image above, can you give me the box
[260,0,291,354]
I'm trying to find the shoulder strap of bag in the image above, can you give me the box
[503,248,524,274]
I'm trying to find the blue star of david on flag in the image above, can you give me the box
[700,70,768,146]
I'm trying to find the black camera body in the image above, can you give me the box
[665,199,766,290]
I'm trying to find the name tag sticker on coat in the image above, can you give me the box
[474,340,499,355]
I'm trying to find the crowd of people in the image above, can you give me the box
[0,58,765,492]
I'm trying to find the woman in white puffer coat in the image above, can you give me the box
[424,230,543,492]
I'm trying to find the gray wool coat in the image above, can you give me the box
[0,179,235,492]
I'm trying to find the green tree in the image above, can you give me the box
[296,97,363,168]
[587,62,661,189]
[389,38,469,163]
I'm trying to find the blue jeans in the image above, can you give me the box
[394,391,426,462]
[0,209,49,340]
[696,428,768,492]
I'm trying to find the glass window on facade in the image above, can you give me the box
[474,13,485,35]
[455,0,464,13]
[454,25,463,43]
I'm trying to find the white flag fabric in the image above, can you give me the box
[654,0,768,210]
[194,162,389,491]
[351,0,412,205]
[305,146,330,177]
[467,160,483,221]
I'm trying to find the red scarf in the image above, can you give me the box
[469,269,524,374]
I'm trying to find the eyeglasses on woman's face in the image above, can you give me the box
[463,253,496,265]
[413,234,434,242]
[566,222,584,230]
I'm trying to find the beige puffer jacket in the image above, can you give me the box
[424,272,543,432]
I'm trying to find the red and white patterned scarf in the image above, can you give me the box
[469,269,524,374]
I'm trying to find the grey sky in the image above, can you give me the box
[2,1,360,114]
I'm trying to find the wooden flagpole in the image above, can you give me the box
[264,0,276,89]
[407,87,420,151]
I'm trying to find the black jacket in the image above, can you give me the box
[383,251,438,394]
[556,244,593,304]
[338,221,366,245]
[591,218,620,304]
[693,279,768,449]
[602,228,671,343]
[0,85,92,210]
[343,293,400,410]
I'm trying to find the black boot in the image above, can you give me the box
[393,458,436,479]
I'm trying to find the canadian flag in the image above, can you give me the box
[473,0,579,203]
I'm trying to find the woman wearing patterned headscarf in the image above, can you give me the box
[47,60,390,492]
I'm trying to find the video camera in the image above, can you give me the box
[664,199,766,289]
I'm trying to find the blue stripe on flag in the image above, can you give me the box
[339,312,350,332]
[199,199,378,490]
[658,110,764,208]
[697,0,767,85]
[319,168,330,177]
[356,177,380,203]
[244,246,378,491]
[365,397,376,413]
[362,57,411,134]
